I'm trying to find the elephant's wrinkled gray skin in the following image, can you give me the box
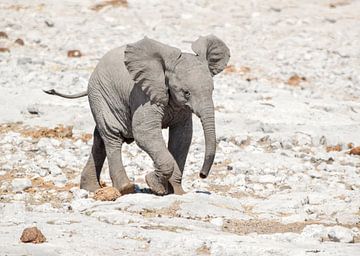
[45,35,230,195]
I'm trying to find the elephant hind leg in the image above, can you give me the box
[80,127,106,192]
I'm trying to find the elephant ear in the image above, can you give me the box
[124,37,181,106]
[191,35,230,76]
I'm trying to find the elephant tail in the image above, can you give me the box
[43,89,88,99]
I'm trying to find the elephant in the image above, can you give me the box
[44,35,230,195]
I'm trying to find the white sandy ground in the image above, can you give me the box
[0,0,360,255]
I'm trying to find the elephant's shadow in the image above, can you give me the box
[133,184,212,196]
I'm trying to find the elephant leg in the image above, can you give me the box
[132,103,180,195]
[104,140,135,195]
[167,114,192,195]
[80,127,106,192]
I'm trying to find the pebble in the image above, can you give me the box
[70,188,89,199]
[27,105,40,115]
[11,178,32,192]
[300,224,327,241]
[49,164,63,177]
[327,226,354,243]
[53,174,68,186]
[17,57,32,65]
[210,217,224,228]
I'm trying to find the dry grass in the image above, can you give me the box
[224,65,251,74]
[138,201,182,218]
[91,0,128,11]
[196,244,211,255]
[326,144,342,152]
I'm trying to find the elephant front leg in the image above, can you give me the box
[105,142,135,195]
[132,103,180,195]
[168,114,192,195]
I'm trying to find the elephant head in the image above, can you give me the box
[124,35,230,179]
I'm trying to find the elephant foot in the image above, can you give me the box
[168,180,186,195]
[145,171,167,196]
[115,182,135,195]
[80,175,101,192]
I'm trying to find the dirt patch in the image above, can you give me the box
[0,122,92,142]
[138,201,181,218]
[224,65,251,75]
[29,177,77,193]
[223,219,360,238]
[91,0,128,11]
[196,244,211,255]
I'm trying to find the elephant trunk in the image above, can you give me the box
[198,102,216,179]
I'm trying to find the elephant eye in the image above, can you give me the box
[183,90,191,99]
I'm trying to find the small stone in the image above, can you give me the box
[0,31,8,38]
[14,38,24,46]
[27,105,40,115]
[308,170,321,179]
[49,164,63,177]
[327,226,354,243]
[287,74,306,86]
[319,136,327,145]
[20,227,46,243]
[301,224,327,241]
[45,20,54,27]
[11,178,32,192]
[94,187,121,201]
[67,50,82,58]
[210,217,224,227]
[53,174,68,187]
[70,188,89,199]
[0,47,10,53]
[349,146,360,155]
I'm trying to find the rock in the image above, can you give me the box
[70,188,89,199]
[210,217,224,228]
[0,47,10,53]
[0,31,8,38]
[94,187,121,201]
[27,105,40,115]
[14,38,24,46]
[11,178,32,192]
[20,227,46,243]
[70,198,94,212]
[349,146,360,155]
[49,164,63,177]
[287,74,306,86]
[258,175,276,183]
[300,224,327,242]
[67,50,82,58]
[327,226,354,243]
[45,20,54,27]
[53,174,68,187]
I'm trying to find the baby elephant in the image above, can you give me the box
[45,35,230,195]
